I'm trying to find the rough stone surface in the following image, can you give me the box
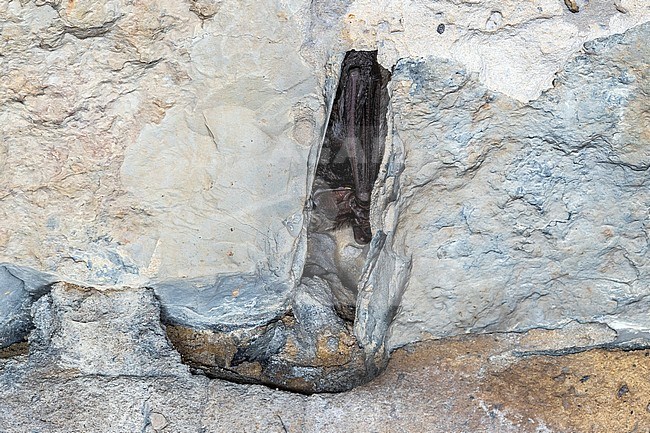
[2,288,650,432]
[0,265,51,347]
[167,277,371,393]
[0,0,324,331]
[1,0,649,397]
[29,283,188,376]
[387,22,650,348]
[343,0,650,102]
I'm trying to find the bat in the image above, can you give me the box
[315,51,389,244]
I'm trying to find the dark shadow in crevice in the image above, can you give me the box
[163,51,393,394]
[0,341,29,359]
[305,50,391,322]
[0,265,54,357]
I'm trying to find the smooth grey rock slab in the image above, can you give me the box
[0,264,53,347]
[153,273,293,329]
[0,266,31,347]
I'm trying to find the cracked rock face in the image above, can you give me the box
[1,0,322,331]
[387,23,650,348]
[0,0,649,392]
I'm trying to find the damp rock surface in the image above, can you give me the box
[167,276,371,393]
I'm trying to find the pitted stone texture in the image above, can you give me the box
[513,322,618,355]
[338,0,649,102]
[387,23,650,349]
[29,283,188,376]
[1,287,646,432]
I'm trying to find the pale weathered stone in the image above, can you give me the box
[28,283,188,376]
[1,0,324,333]
[0,0,649,394]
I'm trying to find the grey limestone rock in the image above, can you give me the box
[0,0,649,394]
[387,22,650,348]
[28,282,188,377]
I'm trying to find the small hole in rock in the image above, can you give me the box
[0,341,29,359]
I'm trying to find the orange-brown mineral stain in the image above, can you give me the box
[341,13,373,45]
[0,229,9,248]
[66,0,75,12]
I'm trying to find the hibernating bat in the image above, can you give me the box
[316,50,390,244]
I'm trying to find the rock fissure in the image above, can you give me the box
[164,50,400,393]
[0,1,649,425]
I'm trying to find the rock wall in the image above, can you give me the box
[1,0,324,332]
[1,283,644,433]
[387,23,650,347]
[0,0,649,389]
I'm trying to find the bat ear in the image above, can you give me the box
[313,188,343,220]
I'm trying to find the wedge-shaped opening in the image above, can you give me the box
[304,50,391,322]
[166,50,395,394]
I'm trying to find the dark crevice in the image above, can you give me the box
[164,51,393,393]
[305,50,391,322]
[64,16,120,40]
[0,266,54,354]
[315,50,391,245]
[0,341,29,359]
[38,17,120,51]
